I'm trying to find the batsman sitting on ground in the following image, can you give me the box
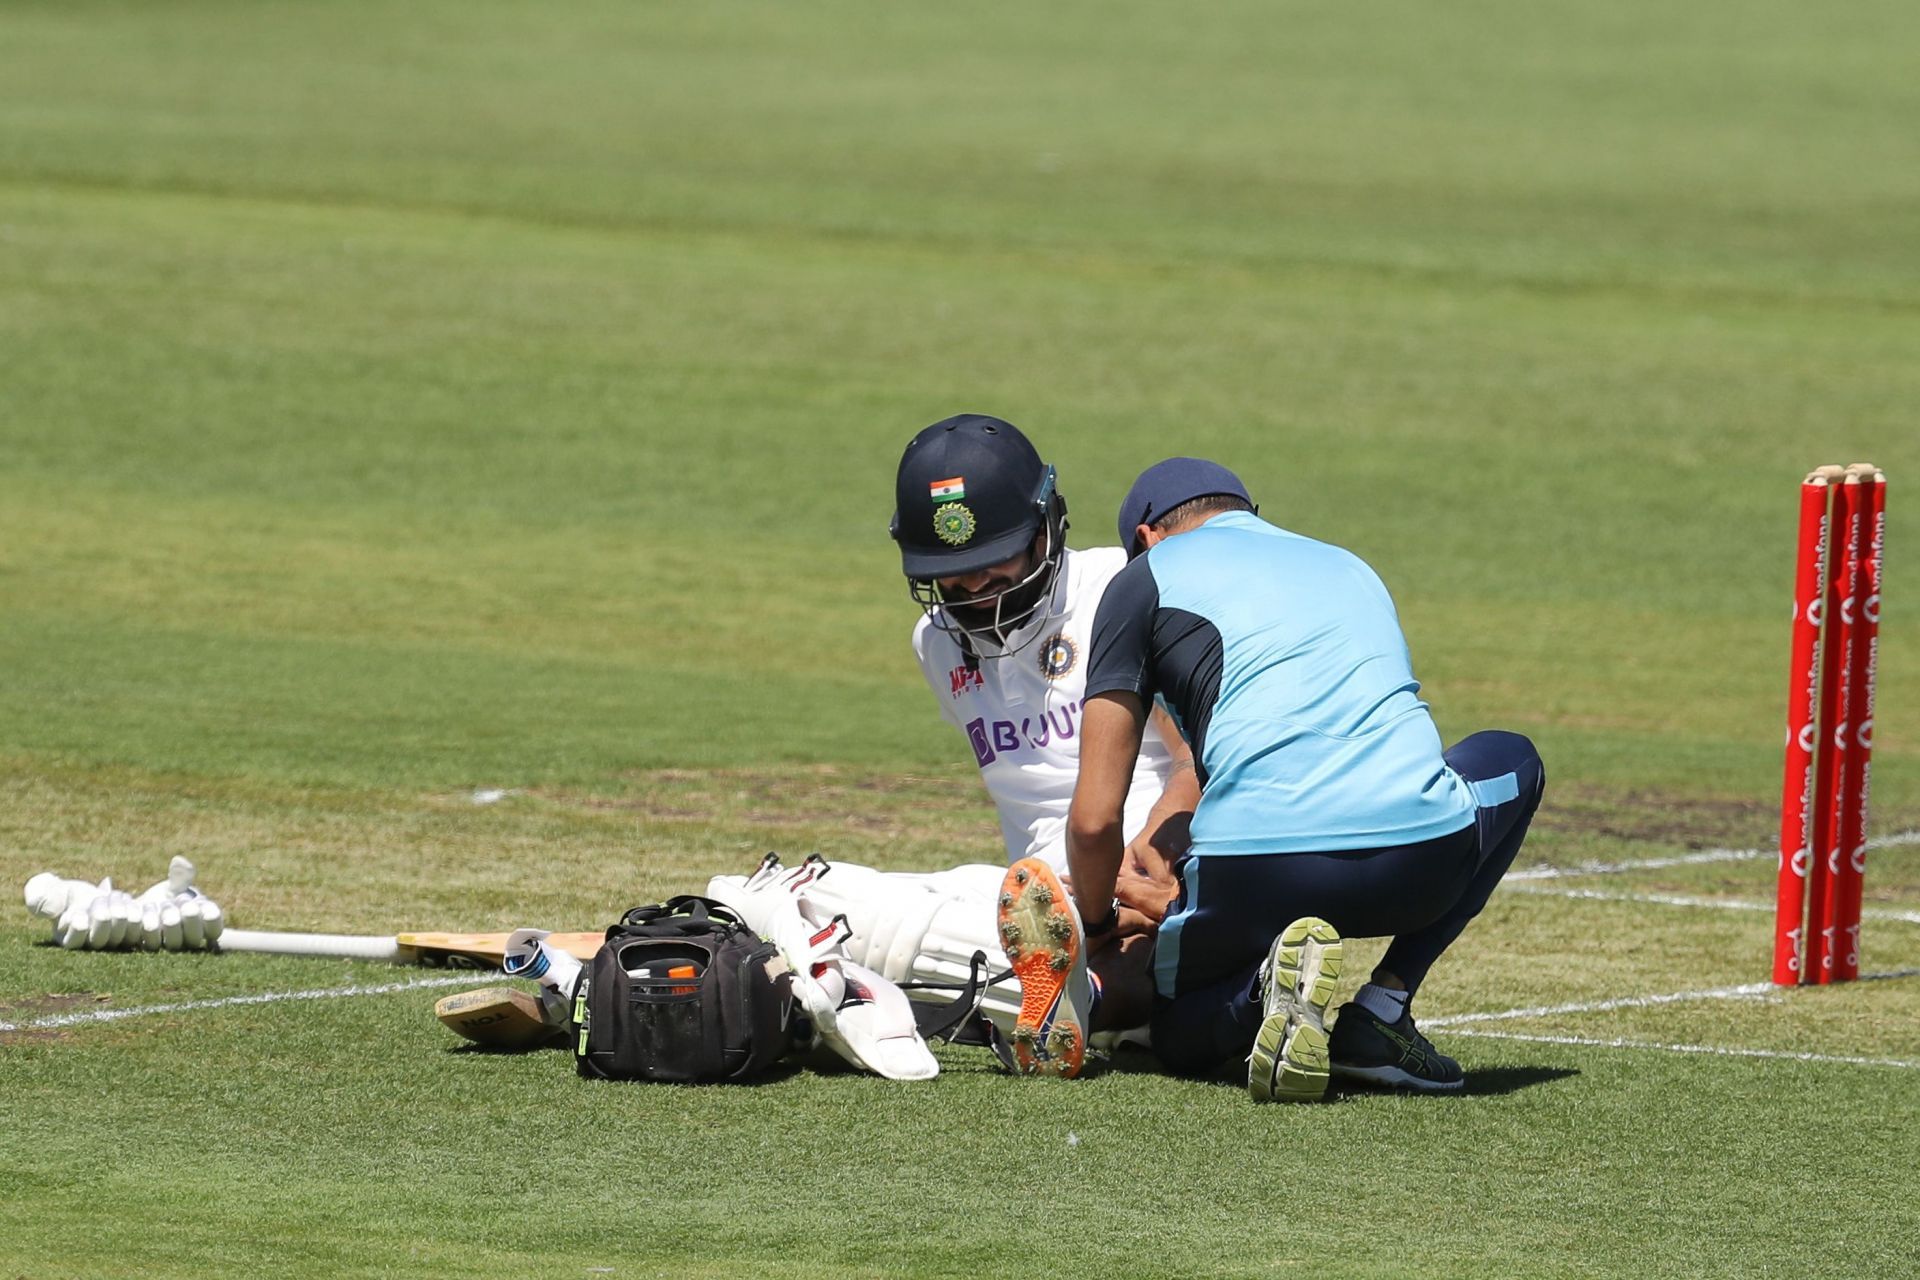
[708,414,1199,1063]
[1028,456,1544,1100]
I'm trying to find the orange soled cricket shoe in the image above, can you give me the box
[996,857,1097,1078]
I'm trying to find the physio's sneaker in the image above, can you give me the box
[1328,1003,1466,1093]
[1248,917,1342,1102]
[997,858,1095,1078]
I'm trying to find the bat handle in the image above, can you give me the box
[216,929,403,961]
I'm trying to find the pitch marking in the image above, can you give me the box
[1429,968,1920,1030]
[0,974,492,1033]
[1446,1027,1920,1071]
[1425,981,1778,1027]
[1507,828,1920,882]
[1506,884,1920,925]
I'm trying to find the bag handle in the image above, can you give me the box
[615,894,753,937]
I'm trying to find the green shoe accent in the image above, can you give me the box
[1248,916,1342,1103]
[1328,1003,1465,1092]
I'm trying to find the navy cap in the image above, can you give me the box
[891,414,1055,578]
[1116,457,1253,557]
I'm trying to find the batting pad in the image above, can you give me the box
[708,856,1021,1032]
[756,867,940,1080]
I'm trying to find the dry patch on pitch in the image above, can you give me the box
[1526,782,1776,861]
[0,760,784,935]
[533,764,1004,867]
[0,758,1007,943]
[0,991,108,1043]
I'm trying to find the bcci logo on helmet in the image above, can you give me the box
[1038,633,1077,680]
[933,502,977,546]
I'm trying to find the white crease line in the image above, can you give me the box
[1508,828,1920,882]
[1447,1027,1920,1071]
[0,975,492,1033]
[1429,968,1920,1031]
[1508,884,1920,925]
[1509,847,1766,880]
[1426,981,1777,1027]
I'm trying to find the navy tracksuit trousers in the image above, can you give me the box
[1150,730,1546,1074]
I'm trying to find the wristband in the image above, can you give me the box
[1082,901,1120,938]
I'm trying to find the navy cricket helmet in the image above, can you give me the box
[889,414,1068,655]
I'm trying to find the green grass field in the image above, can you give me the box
[3,1,1919,1275]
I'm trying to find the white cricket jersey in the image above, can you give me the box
[912,545,1176,870]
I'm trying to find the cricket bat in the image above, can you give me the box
[215,928,604,967]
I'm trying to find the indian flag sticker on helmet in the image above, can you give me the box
[929,476,966,503]
[933,502,977,546]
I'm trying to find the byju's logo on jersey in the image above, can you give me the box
[1038,633,1077,680]
[964,703,1083,767]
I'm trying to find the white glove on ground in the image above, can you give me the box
[25,858,224,952]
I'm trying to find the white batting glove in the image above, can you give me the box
[29,866,224,952]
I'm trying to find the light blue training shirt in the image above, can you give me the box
[1084,510,1476,855]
